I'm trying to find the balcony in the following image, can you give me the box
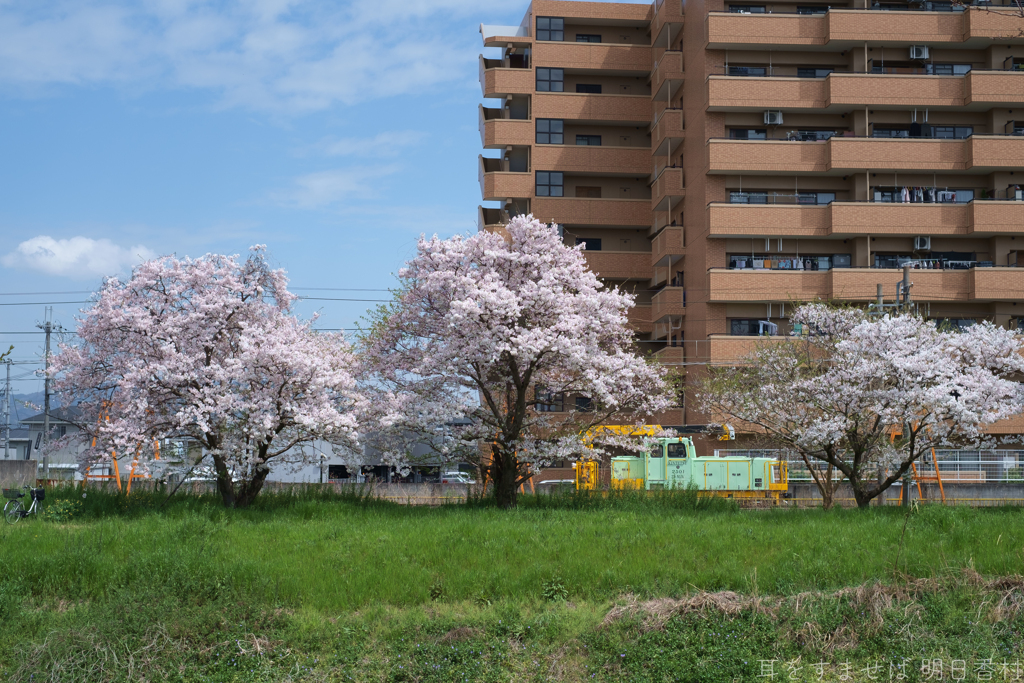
[651,0,684,48]
[828,9,963,43]
[653,344,686,369]
[533,93,651,124]
[967,70,1024,105]
[831,202,968,236]
[651,108,684,157]
[582,251,652,280]
[479,57,533,98]
[969,201,1024,234]
[652,286,685,322]
[532,145,650,175]
[651,50,684,101]
[971,268,1024,301]
[706,8,1024,48]
[830,137,967,171]
[478,156,532,201]
[652,226,685,268]
[651,166,685,212]
[708,136,1024,174]
[708,139,829,173]
[479,114,533,149]
[480,24,531,48]
[708,203,831,237]
[628,304,654,333]
[707,266,1024,303]
[708,269,829,302]
[478,206,509,233]
[532,42,650,72]
[970,135,1024,169]
[708,12,828,47]
[531,197,652,226]
[708,75,828,110]
[706,335,785,365]
[708,71,1024,111]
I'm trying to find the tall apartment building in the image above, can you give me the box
[479,0,1024,444]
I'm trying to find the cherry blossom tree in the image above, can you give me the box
[360,214,673,508]
[700,304,1024,509]
[51,247,361,508]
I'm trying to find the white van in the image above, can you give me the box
[440,471,476,485]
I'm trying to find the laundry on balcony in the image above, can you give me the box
[729,255,836,271]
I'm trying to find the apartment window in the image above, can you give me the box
[575,237,602,250]
[575,397,594,412]
[576,134,602,146]
[873,127,910,138]
[932,63,972,75]
[730,191,768,204]
[728,66,767,77]
[575,186,602,198]
[797,67,834,78]
[536,119,564,144]
[731,319,762,336]
[536,171,564,197]
[729,128,767,140]
[536,17,564,41]
[931,125,973,139]
[796,5,828,12]
[536,68,564,92]
[576,34,602,42]
[535,386,564,412]
[576,83,602,94]
[729,4,766,11]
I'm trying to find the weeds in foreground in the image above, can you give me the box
[1,571,1021,682]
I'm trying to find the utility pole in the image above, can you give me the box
[3,359,10,460]
[37,307,61,482]
[901,263,912,311]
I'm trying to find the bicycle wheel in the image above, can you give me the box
[4,499,24,525]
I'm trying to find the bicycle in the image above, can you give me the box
[3,485,44,525]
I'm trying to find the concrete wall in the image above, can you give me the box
[0,460,37,487]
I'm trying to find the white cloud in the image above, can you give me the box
[271,165,400,209]
[0,0,515,114]
[1,235,157,279]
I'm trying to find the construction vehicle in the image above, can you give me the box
[573,425,787,503]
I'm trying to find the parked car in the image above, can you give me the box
[440,471,476,485]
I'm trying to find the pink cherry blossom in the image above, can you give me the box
[359,214,672,508]
[51,246,361,508]
[701,304,1024,508]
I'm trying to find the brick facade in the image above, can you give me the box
[479,0,1024,437]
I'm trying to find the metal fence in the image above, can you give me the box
[713,449,1024,484]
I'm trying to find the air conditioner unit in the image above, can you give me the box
[764,110,784,125]
[909,45,930,60]
[914,236,932,251]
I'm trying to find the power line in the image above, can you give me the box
[0,291,94,296]
[0,301,89,307]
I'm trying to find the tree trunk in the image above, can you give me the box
[820,463,835,510]
[850,477,875,509]
[234,464,270,508]
[212,451,237,508]
[211,450,271,508]
[490,446,519,509]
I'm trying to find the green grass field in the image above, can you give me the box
[0,487,1022,682]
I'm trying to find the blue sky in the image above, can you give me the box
[0,0,646,401]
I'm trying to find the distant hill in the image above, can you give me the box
[6,392,59,422]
